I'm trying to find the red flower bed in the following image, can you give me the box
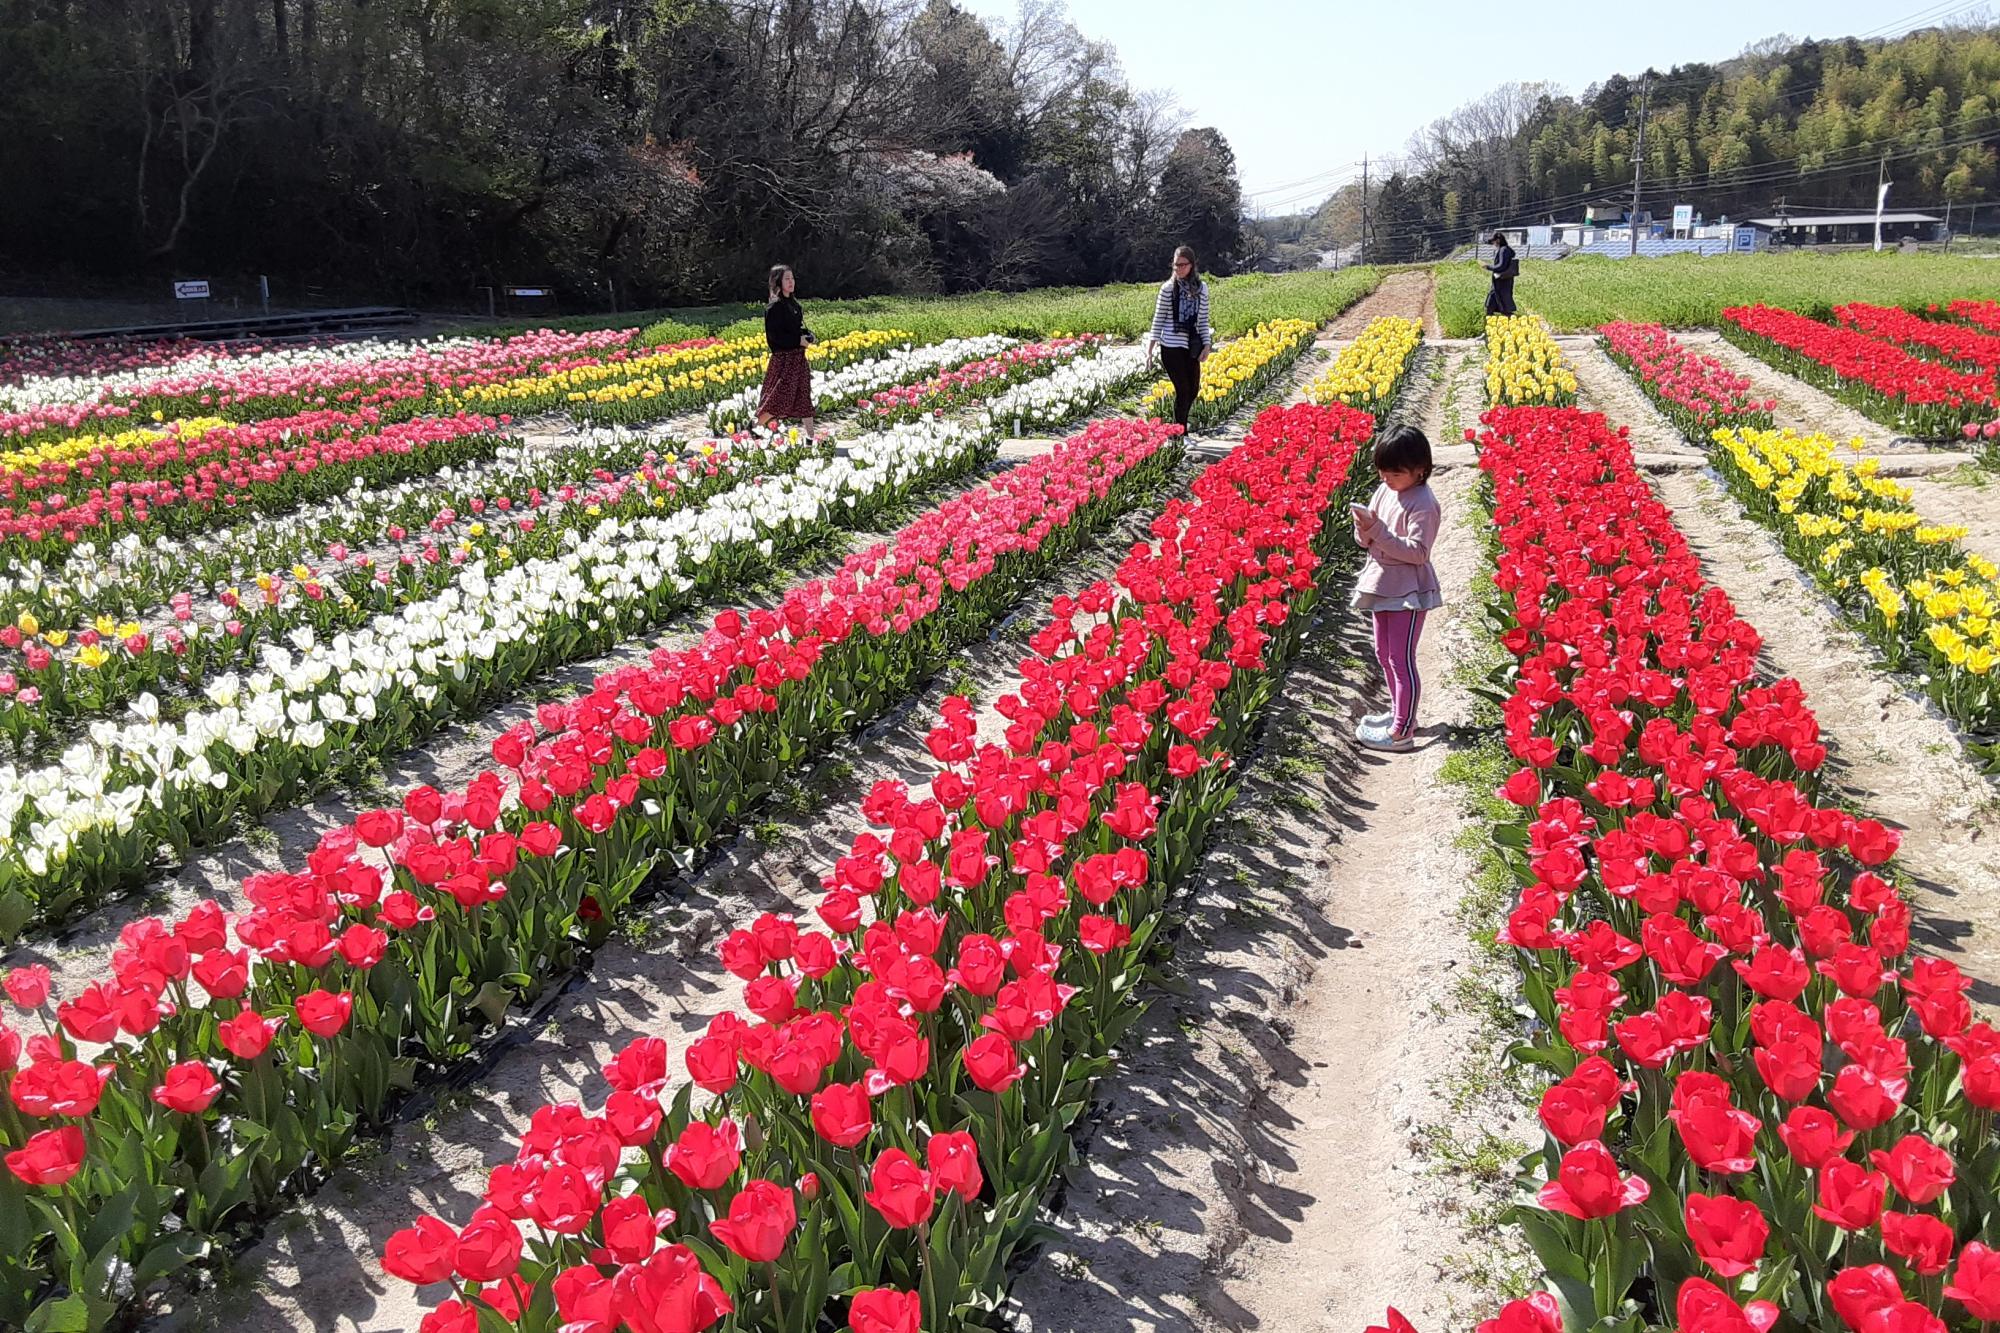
[1721,304,1995,438]
[1945,300,2000,337]
[377,402,1379,1332]
[1598,323,1774,436]
[1837,303,2000,374]
[1463,405,1995,1333]
[0,413,1207,1330]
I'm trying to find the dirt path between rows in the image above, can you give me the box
[1900,466,2000,568]
[1650,469,2000,1008]
[1009,364,1526,1333]
[153,462,1200,1333]
[1328,270,1440,340]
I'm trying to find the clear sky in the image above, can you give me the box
[954,0,1988,211]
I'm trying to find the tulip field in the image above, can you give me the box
[4,265,2000,1333]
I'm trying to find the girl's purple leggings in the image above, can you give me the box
[1372,609,1427,737]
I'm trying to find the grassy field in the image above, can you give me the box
[448,268,1383,345]
[1433,250,2000,336]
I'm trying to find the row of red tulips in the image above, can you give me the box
[1719,304,1996,440]
[1454,406,1996,1333]
[1943,300,2000,337]
[379,399,1379,1333]
[0,409,507,564]
[0,416,1186,1331]
[1835,304,2000,375]
[1597,323,1775,436]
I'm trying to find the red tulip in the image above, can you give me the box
[4,965,51,1009]
[1945,1242,2000,1321]
[1777,1105,1854,1169]
[4,1125,86,1188]
[1475,1292,1563,1333]
[1869,1134,1954,1206]
[963,1033,1025,1093]
[294,988,353,1037]
[1829,1264,1905,1331]
[151,1060,222,1114]
[1675,1276,1779,1333]
[810,1080,874,1149]
[383,1214,459,1286]
[848,1288,923,1333]
[595,1193,672,1266]
[864,1149,935,1229]
[709,1178,795,1263]
[666,1119,742,1192]
[1880,1210,1955,1276]
[613,1243,734,1333]
[453,1204,524,1282]
[1669,1097,1760,1175]
[926,1130,983,1201]
[1536,1140,1649,1219]
[1683,1191,1768,1278]
[1813,1159,1889,1231]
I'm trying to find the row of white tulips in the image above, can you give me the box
[703,334,1016,435]
[0,416,993,931]
[981,344,1150,436]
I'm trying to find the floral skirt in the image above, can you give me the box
[756,348,814,420]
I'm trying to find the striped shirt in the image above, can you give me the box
[1148,279,1212,351]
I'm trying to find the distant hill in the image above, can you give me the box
[1259,18,2000,265]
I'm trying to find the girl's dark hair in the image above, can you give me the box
[767,264,794,303]
[1372,423,1434,483]
[1169,244,1202,286]
[1490,231,1510,245]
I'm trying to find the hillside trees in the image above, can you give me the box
[0,0,1246,306]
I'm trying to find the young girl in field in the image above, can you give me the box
[1350,424,1442,752]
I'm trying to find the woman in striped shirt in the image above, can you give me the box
[1146,245,1213,429]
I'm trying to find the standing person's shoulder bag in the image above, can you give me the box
[1497,249,1521,281]
[1174,279,1206,357]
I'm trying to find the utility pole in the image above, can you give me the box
[1629,72,1651,258]
[1360,154,1370,266]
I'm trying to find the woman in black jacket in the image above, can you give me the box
[1484,232,1519,317]
[756,264,816,436]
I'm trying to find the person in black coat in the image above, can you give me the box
[1484,232,1519,317]
[756,264,816,436]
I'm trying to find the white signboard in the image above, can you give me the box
[1672,205,1693,234]
[173,280,211,300]
[505,286,552,298]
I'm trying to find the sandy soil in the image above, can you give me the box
[1327,271,1440,340]
[1650,470,2000,1008]
[1007,366,1527,1333]
[151,462,1201,1333]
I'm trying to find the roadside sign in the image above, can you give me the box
[504,287,552,298]
[1672,204,1693,235]
[173,280,211,300]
